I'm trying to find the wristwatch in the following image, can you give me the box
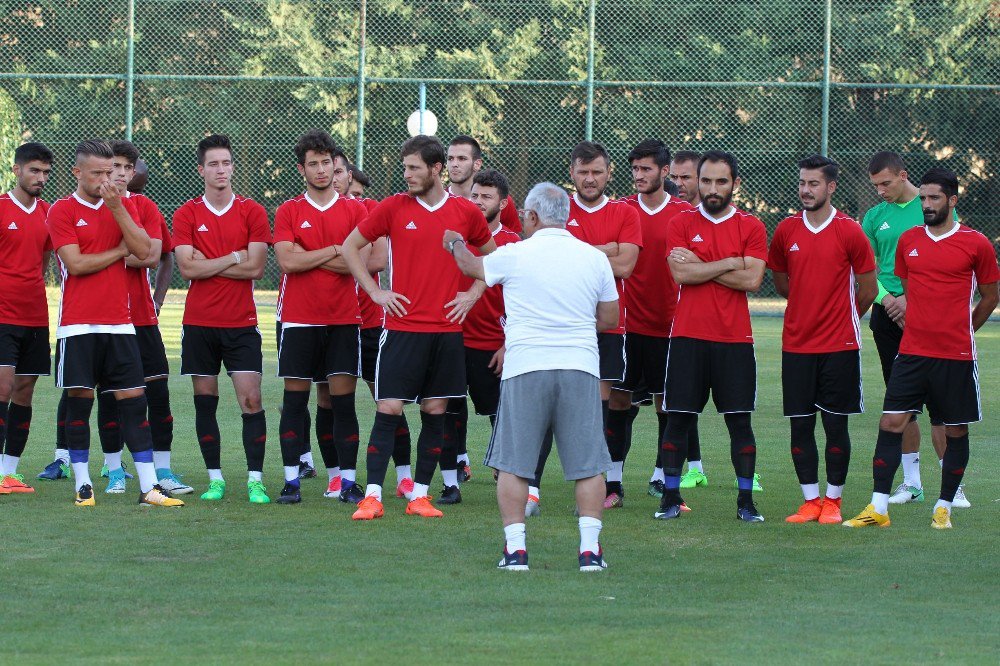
[448,238,466,254]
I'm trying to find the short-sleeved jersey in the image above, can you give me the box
[123,192,165,327]
[895,223,999,360]
[274,193,367,326]
[0,192,51,326]
[357,192,491,333]
[159,216,172,253]
[620,193,692,337]
[171,195,272,328]
[566,194,643,335]
[48,193,140,332]
[667,204,768,344]
[353,196,384,329]
[768,209,876,353]
[460,224,521,350]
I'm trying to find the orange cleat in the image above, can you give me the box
[395,477,414,499]
[679,503,691,512]
[1,474,36,494]
[786,498,824,523]
[352,495,384,520]
[405,495,443,518]
[818,497,843,524]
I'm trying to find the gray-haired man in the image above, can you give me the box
[443,182,619,572]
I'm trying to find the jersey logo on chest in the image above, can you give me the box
[879,222,890,231]
[789,243,799,252]
[692,234,703,243]
[908,248,918,257]
[405,221,417,230]
[76,219,88,227]
[6,222,16,230]
[197,224,209,232]
[300,220,312,229]
[567,219,579,227]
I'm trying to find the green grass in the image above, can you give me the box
[3,306,999,663]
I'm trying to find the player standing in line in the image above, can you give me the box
[128,160,174,319]
[862,152,962,506]
[656,150,767,522]
[844,168,998,529]
[347,166,370,199]
[341,135,495,520]
[47,139,182,507]
[172,134,272,504]
[768,155,877,524]
[0,143,54,493]
[447,135,521,235]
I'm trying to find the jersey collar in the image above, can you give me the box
[6,191,37,214]
[638,193,670,216]
[71,192,104,210]
[305,191,338,212]
[697,202,735,224]
[416,193,448,213]
[924,221,960,242]
[573,193,609,213]
[203,194,235,217]
[801,207,837,234]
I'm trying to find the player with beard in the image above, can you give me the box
[341,135,495,520]
[447,135,521,234]
[655,151,767,522]
[768,155,877,524]
[844,168,998,529]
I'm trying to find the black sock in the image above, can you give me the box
[872,428,903,494]
[117,395,154,463]
[789,414,819,485]
[145,378,173,453]
[331,393,358,471]
[315,405,338,470]
[55,390,67,451]
[821,411,851,487]
[687,415,702,463]
[415,411,445,486]
[625,404,639,460]
[96,390,123,455]
[606,407,631,463]
[279,390,310,468]
[940,433,970,502]
[532,428,553,487]
[391,412,411,467]
[725,412,756,483]
[4,402,31,458]
[661,412,694,478]
[448,397,469,457]
[241,410,267,473]
[0,402,8,454]
[194,394,221,470]
[367,412,401,487]
[301,407,312,455]
[655,412,669,469]
[441,398,464,473]
[65,396,95,463]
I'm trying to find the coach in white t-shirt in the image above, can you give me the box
[442,181,618,573]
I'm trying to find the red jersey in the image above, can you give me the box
[566,194,643,335]
[0,192,51,327]
[621,193,692,337]
[895,224,999,360]
[274,193,367,325]
[172,195,271,328]
[48,193,140,330]
[460,224,521,350]
[667,205,768,344]
[354,196,384,329]
[768,209,876,353]
[357,192,491,333]
[159,216,172,253]
[500,195,522,234]
[123,193,165,327]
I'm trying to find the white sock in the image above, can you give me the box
[2,454,19,475]
[55,448,70,464]
[365,484,383,501]
[458,453,470,465]
[938,458,944,468]
[934,499,952,512]
[283,465,299,482]
[578,516,602,554]
[825,484,843,500]
[442,469,458,487]
[208,468,224,482]
[871,492,890,515]
[72,462,92,491]
[248,471,262,482]
[901,452,921,488]
[504,522,526,553]
[411,482,429,499]
[395,465,411,483]
[153,450,171,470]
[134,461,157,493]
[300,451,314,466]
[341,468,355,483]
[801,483,820,501]
[528,485,540,500]
[688,460,704,473]
[650,467,664,483]
[104,451,123,471]
[327,467,341,481]
[607,461,624,483]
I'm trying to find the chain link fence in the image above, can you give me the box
[2,0,998,312]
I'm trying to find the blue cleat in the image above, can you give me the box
[37,460,71,480]
[737,503,765,522]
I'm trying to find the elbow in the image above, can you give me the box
[276,258,292,274]
[747,275,765,292]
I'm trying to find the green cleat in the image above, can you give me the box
[733,473,763,492]
[200,479,226,501]
[247,479,270,504]
[679,469,708,489]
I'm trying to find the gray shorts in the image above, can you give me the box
[485,369,611,481]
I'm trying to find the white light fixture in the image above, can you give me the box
[407,109,438,137]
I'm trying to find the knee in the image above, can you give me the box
[608,390,632,410]
[376,400,404,416]
[241,392,263,413]
[878,413,909,433]
[944,425,969,440]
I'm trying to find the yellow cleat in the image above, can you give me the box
[139,484,185,507]
[931,506,952,529]
[842,503,890,528]
[74,484,96,507]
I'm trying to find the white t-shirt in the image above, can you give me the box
[482,227,618,380]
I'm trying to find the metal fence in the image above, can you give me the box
[2,0,998,308]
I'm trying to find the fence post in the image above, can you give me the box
[584,0,596,140]
[355,0,367,168]
[125,0,136,140]
[820,0,832,155]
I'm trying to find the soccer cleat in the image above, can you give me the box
[338,482,365,505]
[654,503,683,521]
[679,469,708,489]
[737,502,765,522]
[842,504,891,528]
[1,474,35,494]
[648,479,665,498]
[298,461,317,479]
[74,484,95,506]
[498,548,529,571]
[352,495,384,520]
[818,497,843,524]
[438,485,462,505]
[406,495,443,518]
[579,548,608,572]
[200,479,226,501]
[459,463,472,483]
[888,483,924,504]
[323,475,342,498]
[105,468,128,494]
[679,503,691,512]
[931,506,952,529]
[952,485,970,509]
[101,463,134,480]
[138,484,184,507]
[525,494,540,518]
[603,492,623,509]
[156,471,194,495]
[276,482,302,504]
[395,477,414,500]
[37,460,71,480]
[785,498,823,523]
[733,473,763,492]
[247,480,271,504]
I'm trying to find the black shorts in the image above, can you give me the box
[55,333,145,392]
[616,332,668,394]
[663,337,756,413]
[598,332,626,382]
[375,330,465,403]
[0,324,50,376]
[180,325,263,376]
[464,346,501,416]
[782,350,863,417]
[870,303,903,385]
[135,325,169,379]
[277,324,360,382]
[360,326,382,384]
[883,354,981,425]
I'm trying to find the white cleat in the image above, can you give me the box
[156,472,194,495]
[525,498,540,518]
[951,484,971,509]
[888,482,924,504]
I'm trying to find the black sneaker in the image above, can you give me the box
[737,502,765,522]
[497,548,528,571]
[579,548,608,572]
[458,463,472,483]
[653,503,683,521]
[277,482,302,504]
[647,479,665,498]
[338,482,365,504]
[298,462,317,479]
[438,484,462,505]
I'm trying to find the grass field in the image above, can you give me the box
[3,303,998,663]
